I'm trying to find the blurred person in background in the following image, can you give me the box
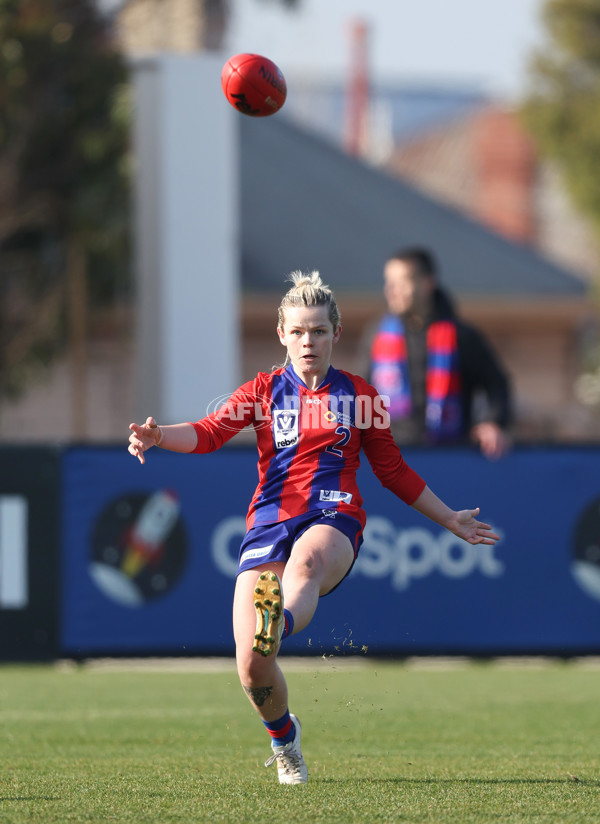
[359,247,512,459]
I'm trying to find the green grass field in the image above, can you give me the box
[0,657,598,823]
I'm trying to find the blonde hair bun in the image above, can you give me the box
[278,270,341,331]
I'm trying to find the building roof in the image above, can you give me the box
[282,78,490,145]
[240,116,588,300]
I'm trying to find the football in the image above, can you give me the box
[221,53,287,117]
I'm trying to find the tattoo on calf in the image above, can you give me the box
[243,685,273,707]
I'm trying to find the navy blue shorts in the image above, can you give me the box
[237,510,364,588]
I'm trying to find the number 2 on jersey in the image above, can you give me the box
[326,425,351,457]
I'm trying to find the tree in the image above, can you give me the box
[0,0,130,423]
[0,0,301,433]
[521,0,600,239]
[521,0,600,414]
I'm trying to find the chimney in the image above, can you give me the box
[472,107,537,244]
[345,19,369,157]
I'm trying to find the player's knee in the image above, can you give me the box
[236,648,276,685]
[288,550,323,582]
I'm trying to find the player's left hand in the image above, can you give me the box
[451,507,500,545]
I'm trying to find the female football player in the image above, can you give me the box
[128,271,499,785]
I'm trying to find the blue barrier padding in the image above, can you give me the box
[61,446,600,656]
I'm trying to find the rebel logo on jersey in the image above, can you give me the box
[273,409,300,449]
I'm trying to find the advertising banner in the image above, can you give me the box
[61,446,600,656]
[0,447,60,660]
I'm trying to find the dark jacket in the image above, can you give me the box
[358,287,512,445]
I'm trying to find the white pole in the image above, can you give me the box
[132,54,240,424]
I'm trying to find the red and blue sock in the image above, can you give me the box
[281,608,294,641]
[263,709,296,747]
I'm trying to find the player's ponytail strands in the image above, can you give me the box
[277,270,341,333]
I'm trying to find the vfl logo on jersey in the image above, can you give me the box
[273,409,299,449]
[319,490,353,504]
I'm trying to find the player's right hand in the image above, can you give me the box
[128,416,161,465]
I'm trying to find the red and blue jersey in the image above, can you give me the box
[189,364,426,530]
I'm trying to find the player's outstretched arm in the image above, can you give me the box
[411,485,499,546]
[128,416,198,464]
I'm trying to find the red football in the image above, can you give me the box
[221,53,287,117]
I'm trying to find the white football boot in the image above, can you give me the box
[264,714,308,785]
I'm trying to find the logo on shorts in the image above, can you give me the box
[240,544,274,565]
[273,409,299,449]
[319,490,353,504]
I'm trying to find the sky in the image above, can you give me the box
[226,0,546,101]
